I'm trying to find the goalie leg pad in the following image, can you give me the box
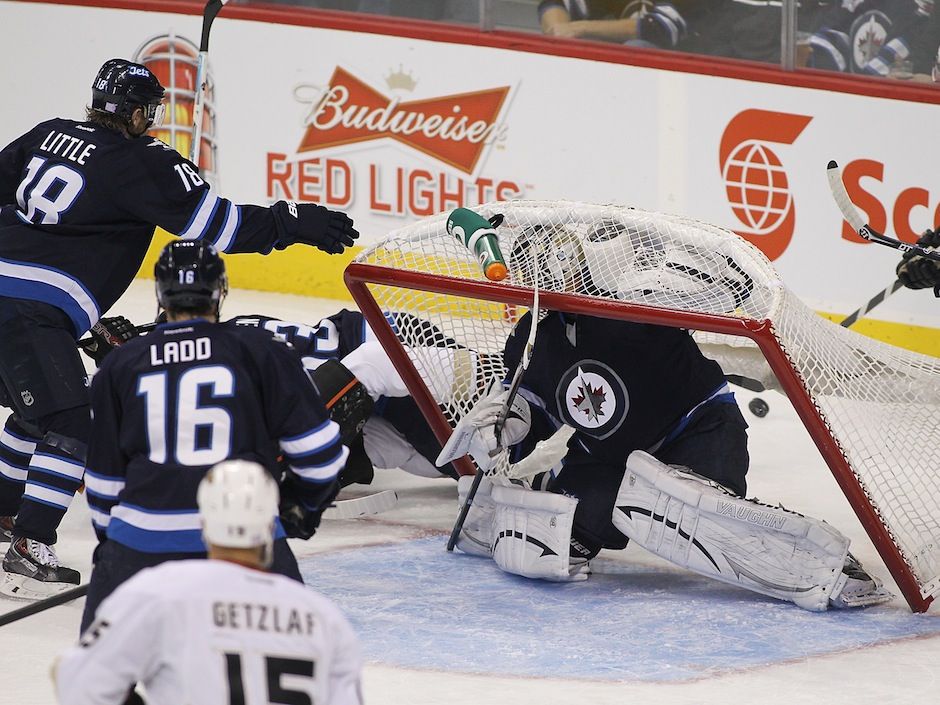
[491,484,589,582]
[612,451,850,611]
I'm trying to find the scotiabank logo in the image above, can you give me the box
[297,67,510,175]
[719,110,812,261]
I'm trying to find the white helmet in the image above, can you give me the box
[197,460,279,560]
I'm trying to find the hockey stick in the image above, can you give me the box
[827,160,940,263]
[190,0,229,166]
[839,279,904,328]
[445,252,541,552]
[323,490,398,519]
[0,583,88,628]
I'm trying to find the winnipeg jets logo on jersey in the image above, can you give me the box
[556,360,628,439]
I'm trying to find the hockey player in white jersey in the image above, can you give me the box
[54,459,363,705]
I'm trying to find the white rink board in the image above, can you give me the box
[2,0,940,332]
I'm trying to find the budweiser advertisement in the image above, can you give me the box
[1,2,939,325]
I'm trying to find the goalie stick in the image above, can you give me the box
[324,490,398,519]
[445,247,541,552]
[190,0,229,166]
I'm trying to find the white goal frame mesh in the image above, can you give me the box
[345,200,940,613]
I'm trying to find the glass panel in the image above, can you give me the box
[798,0,940,85]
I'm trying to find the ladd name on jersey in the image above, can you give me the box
[150,337,212,366]
[39,130,97,165]
[213,601,316,636]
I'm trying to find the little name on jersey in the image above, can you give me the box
[150,337,212,366]
[40,130,97,165]
[213,601,316,636]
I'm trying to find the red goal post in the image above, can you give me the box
[344,200,940,613]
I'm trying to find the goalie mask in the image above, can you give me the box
[508,223,585,292]
[155,241,228,318]
[91,58,166,128]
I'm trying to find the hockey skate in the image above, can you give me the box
[829,553,895,609]
[0,538,80,599]
[0,516,13,543]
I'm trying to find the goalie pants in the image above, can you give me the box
[80,538,304,633]
[548,400,749,557]
[0,297,91,544]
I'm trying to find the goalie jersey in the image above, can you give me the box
[84,319,348,552]
[0,119,291,337]
[504,312,733,463]
[56,559,363,705]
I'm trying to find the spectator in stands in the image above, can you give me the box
[537,1,697,50]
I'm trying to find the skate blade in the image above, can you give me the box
[830,585,896,609]
[0,571,78,601]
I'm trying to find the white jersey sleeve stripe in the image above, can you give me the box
[211,202,241,253]
[179,189,220,241]
[24,482,73,509]
[280,420,341,457]
[0,458,27,483]
[110,504,202,531]
[290,446,348,483]
[31,452,85,480]
[90,508,112,529]
[0,428,37,455]
[84,471,125,499]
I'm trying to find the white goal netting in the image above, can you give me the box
[349,200,940,608]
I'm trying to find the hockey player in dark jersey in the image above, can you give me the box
[896,227,940,295]
[448,223,893,610]
[79,240,347,629]
[0,58,357,595]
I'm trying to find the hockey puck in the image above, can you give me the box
[748,397,769,418]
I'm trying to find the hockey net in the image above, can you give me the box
[344,200,940,612]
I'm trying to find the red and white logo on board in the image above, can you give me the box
[719,109,812,261]
[296,67,511,175]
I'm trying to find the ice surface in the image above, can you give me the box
[2,280,939,705]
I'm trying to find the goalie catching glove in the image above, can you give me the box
[272,200,358,255]
[896,228,940,296]
[436,380,532,471]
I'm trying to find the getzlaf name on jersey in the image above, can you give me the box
[0,119,292,337]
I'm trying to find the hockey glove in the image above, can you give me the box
[278,473,340,540]
[896,228,940,295]
[272,201,359,254]
[310,359,375,445]
[80,316,140,365]
[638,4,688,49]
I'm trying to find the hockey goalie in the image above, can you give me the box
[438,219,894,612]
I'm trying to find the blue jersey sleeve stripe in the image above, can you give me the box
[0,257,100,336]
[107,520,206,553]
